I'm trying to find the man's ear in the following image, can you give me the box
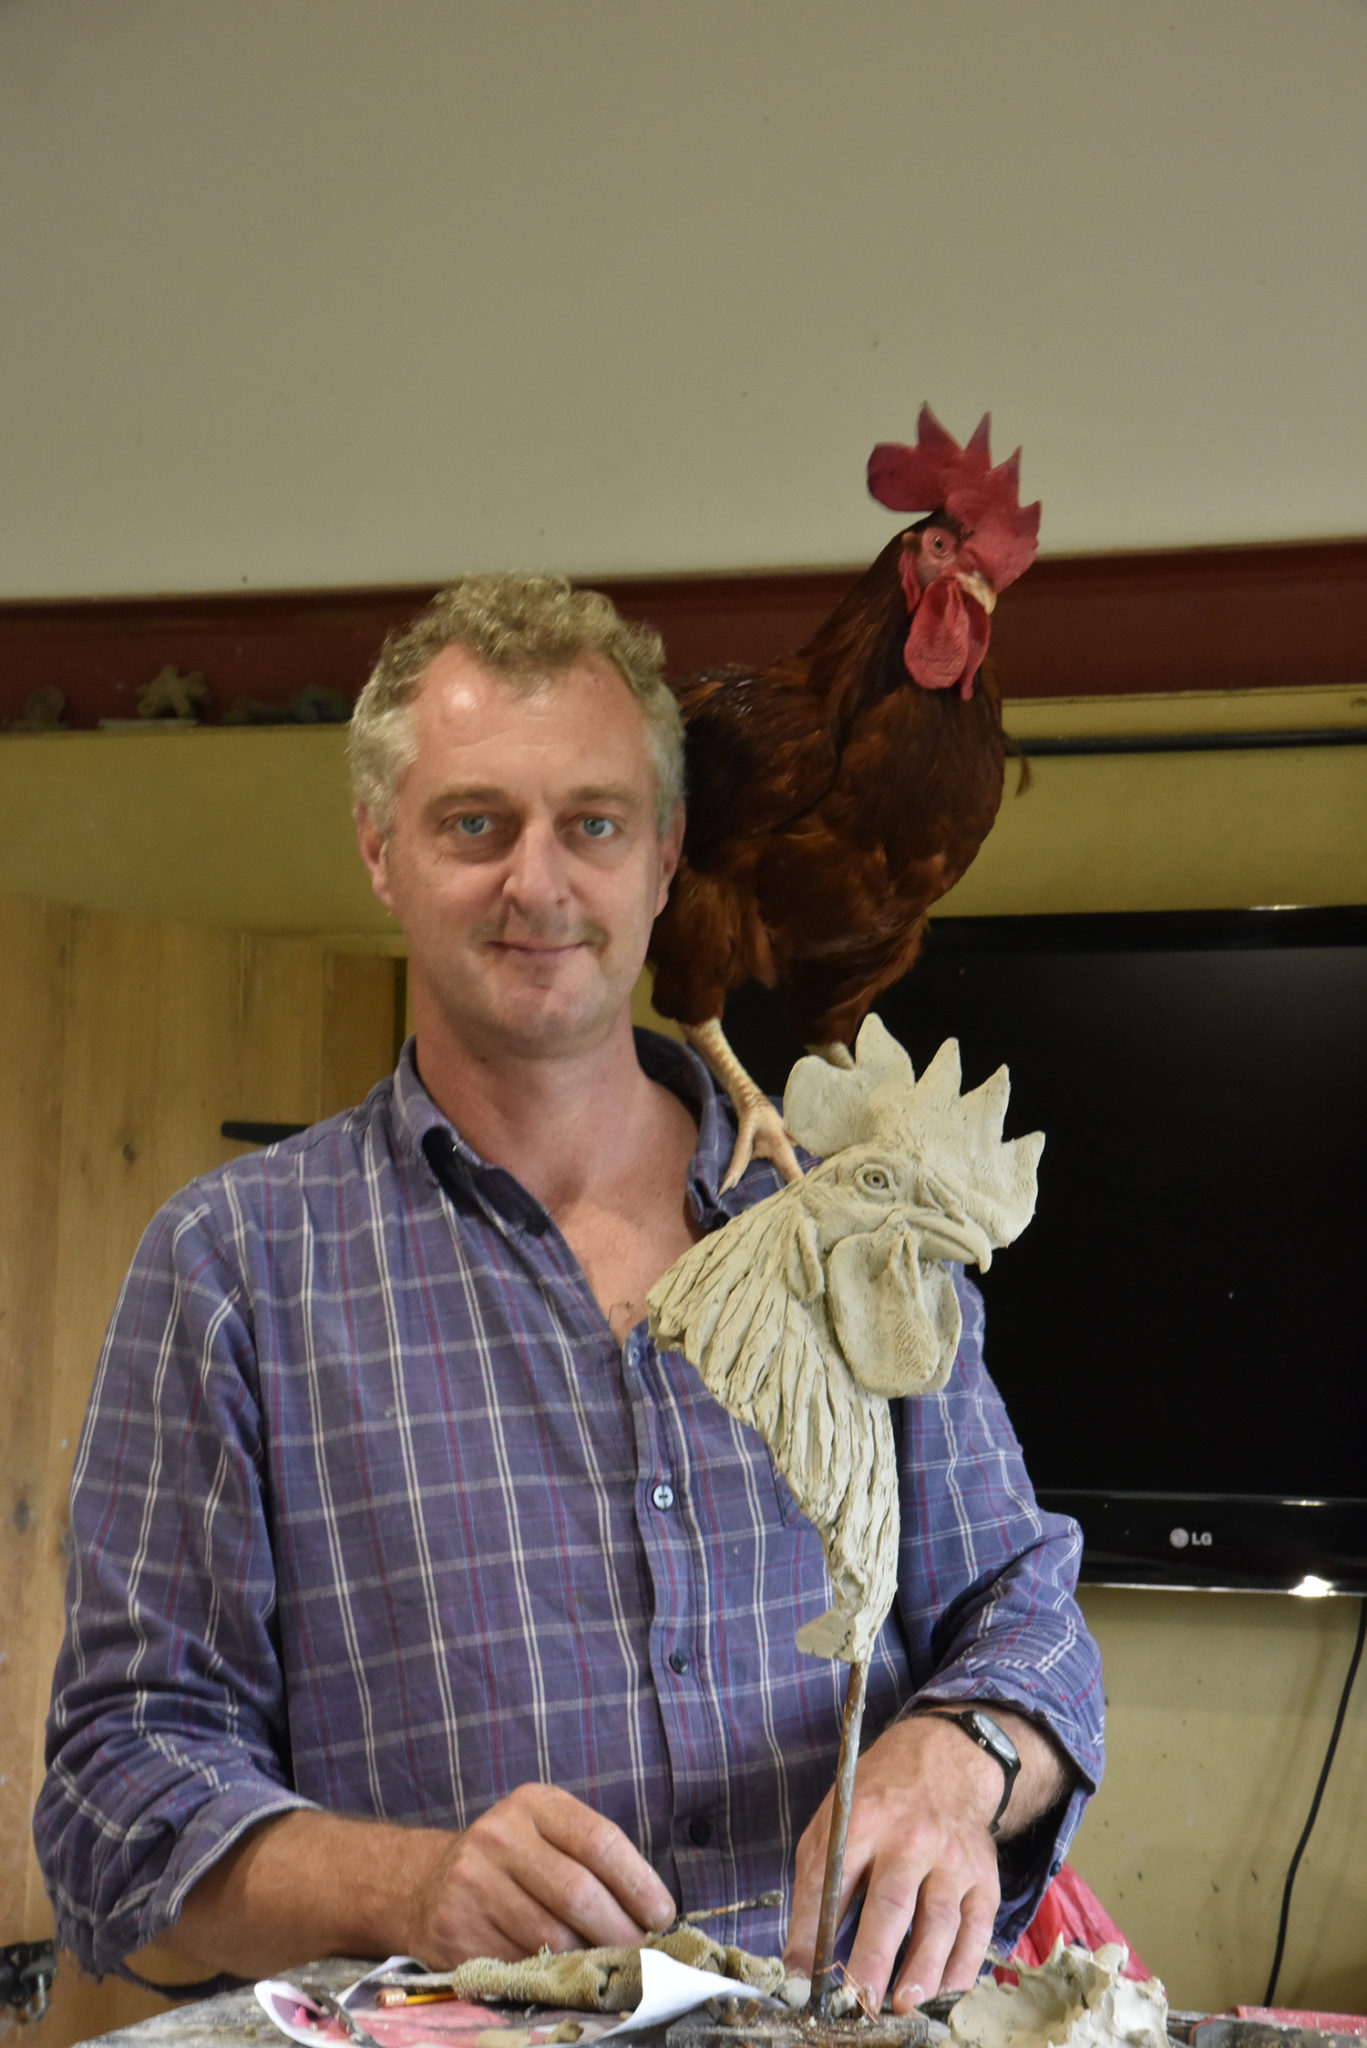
[354,804,395,913]
[655,800,685,913]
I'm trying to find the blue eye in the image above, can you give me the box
[457,815,490,836]
[581,816,615,839]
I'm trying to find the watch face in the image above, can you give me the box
[966,1711,1020,1770]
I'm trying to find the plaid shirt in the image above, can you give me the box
[36,1034,1103,1979]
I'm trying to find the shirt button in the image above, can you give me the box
[669,1651,689,1674]
[688,1817,712,1847]
[652,1482,675,1511]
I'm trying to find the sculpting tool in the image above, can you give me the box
[672,1889,784,1931]
[300,1982,385,2048]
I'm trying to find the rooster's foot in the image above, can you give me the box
[807,1040,855,1069]
[683,1018,806,1193]
[720,1096,804,1194]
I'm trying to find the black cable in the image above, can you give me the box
[1263,1596,1367,2007]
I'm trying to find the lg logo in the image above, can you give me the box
[1169,1527,1214,1549]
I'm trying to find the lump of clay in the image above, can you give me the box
[950,1940,1169,2048]
[648,1016,1042,1663]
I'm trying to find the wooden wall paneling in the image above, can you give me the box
[1,902,188,2045]
[28,1960,173,2046]
[25,921,315,2044]
[31,906,169,1897]
[151,919,255,1189]
[11,909,405,2048]
[0,900,70,1939]
[320,953,408,1119]
[231,935,328,1134]
[27,913,243,1949]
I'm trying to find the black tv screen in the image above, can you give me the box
[721,904,1367,1595]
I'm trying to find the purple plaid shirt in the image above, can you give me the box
[36,1034,1103,1979]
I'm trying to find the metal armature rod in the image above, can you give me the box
[810,1655,869,2013]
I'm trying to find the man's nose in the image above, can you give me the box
[501,818,572,908]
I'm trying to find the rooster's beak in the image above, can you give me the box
[955,568,997,615]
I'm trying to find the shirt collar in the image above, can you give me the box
[390,1029,783,1225]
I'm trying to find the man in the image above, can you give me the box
[35,575,1103,2013]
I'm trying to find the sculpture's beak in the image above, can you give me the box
[898,1206,995,1273]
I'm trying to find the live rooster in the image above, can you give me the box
[647,404,1040,1188]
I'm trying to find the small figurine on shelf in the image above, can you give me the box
[222,684,351,725]
[4,685,68,732]
[136,665,210,721]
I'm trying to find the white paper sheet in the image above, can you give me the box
[604,1946,776,2034]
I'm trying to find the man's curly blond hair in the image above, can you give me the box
[348,573,684,838]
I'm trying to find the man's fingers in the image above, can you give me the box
[415,1784,676,1966]
[887,1872,999,2011]
[784,1717,1014,2008]
[527,1841,662,1950]
[908,1881,999,2002]
[458,1861,584,1961]
[526,1786,675,1934]
[844,1863,933,2012]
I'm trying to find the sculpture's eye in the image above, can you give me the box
[855,1164,894,1197]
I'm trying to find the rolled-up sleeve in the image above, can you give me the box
[892,1272,1105,1940]
[33,1194,314,1978]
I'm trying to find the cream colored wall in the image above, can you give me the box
[1073,1590,1367,2017]
[2,0,1366,600]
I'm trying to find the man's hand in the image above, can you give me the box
[133,1787,676,1982]
[784,1707,1068,2013]
[405,1783,677,1964]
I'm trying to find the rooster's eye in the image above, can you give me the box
[856,1164,893,1196]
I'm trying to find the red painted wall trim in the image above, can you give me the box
[1,540,1363,728]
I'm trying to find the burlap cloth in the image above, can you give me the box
[446,1926,786,2011]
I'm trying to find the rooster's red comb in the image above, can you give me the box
[867,404,1041,593]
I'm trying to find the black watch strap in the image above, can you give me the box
[913,1706,1021,1835]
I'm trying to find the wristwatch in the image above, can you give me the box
[913,1706,1020,1835]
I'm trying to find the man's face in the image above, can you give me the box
[356,644,683,1063]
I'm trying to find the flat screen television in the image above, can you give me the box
[720,904,1367,1595]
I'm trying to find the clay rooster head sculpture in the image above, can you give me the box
[648,1016,1043,1662]
[867,404,1041,700]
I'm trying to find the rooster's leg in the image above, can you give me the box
[684,1019,805,1193]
